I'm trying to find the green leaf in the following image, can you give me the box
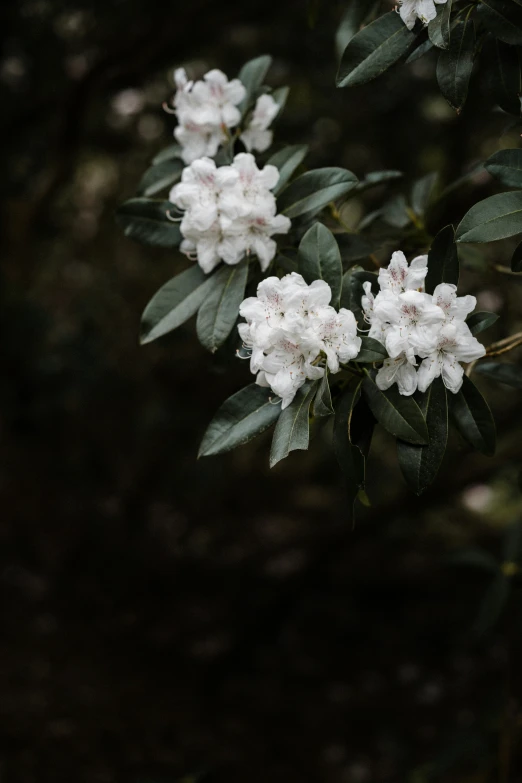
[436,18,475,113]
[485,39,522,115]
[271,85,289,115]
[466,311,499,335]
[397,378,448,495]
[199,384,281,457]
[335,0,380,59]
[270,382,317,467]
[333,377,366,513]
[152,144,182,165]
[405,37,435,64]
[237,55,272,114]
[313,371,334,417]
[337,11,417,88]
[141,266,217,344]
[137,159,183,197]
[512,239,522,271]
[411,172,438,216]
[456,191,522,243]
[196,259,248,353]
[277,168,358,218]
[425,225,459,294]
[354,169,403,193]
[478,0,522,45]
[450,375,496,455]
[362,374,429,445]
[340,268,378,327]
[356,336,388,363]
[428,0,453,49]
[472,572,510,638]
[298,222,343,308]
[267,145,309,195]
[474,361,522,388]
[382,194,411,228]
[116,199,181,248]
[485,149,522,188]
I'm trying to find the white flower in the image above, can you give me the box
[377,251,428,294]
[170,153,291,274]
[398,0,448,31]
[417,322,486,394]
[373,289,445,362]
[376,356,418,397]
[172,68,246,164]
[238,273,362,409]
[240,94,280,153]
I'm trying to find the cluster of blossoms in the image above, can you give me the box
[398,0,448,30]
[362,251,486,395]
[172,68,279,164]
[170,153,291,274]
[238,273,361,409]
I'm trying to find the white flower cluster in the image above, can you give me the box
[172,68,280,164]
[238,273,362,409]
[398,0,448,30]
[170,153,291,274]
[362,251,486,396]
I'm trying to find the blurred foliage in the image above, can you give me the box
[1,0,522,782]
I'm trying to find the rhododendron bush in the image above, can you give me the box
[117,29,522,517]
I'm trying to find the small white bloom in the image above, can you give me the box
[377,251,428,295]
[376,355,418,397]
[373,289,445,361]
[417,322,486,394]
[398,0,447,31]
[240,93,280,153]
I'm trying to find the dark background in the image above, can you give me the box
[2,1,522,781]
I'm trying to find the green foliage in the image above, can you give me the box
[485,148,522,187]
[313,370,334,417]
[474,361,522,388]
[196,260,249,353]
[362,374,429,446]
[137,159,183,197]
[269,381,317,467]
[436,19,475,113]
[116,199,181,248]
[456,190,522,243]
[450,375,496,455]
[298,223,343,308]
[237,54,272,114]
[466,311,499,335]
[355,337,388,363]
[333,376,368,516]
[267,145,309,195]
[277,167,358,218]
[425,225,459,293]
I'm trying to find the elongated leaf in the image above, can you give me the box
[485,149,522,188]
[472,573,510,638]
[141,266,217,344]
[152,144,182,165]
[362,374,429,445]
[450,375,496,455]
[277,168,358,218]
[270,382,317,467]
[340,268,378,327]
[354,170,403,193]
[474,361,522,388]
[428,0,453,49]
[411,172,438,216]
[485,39,522,115]
[456,191,522,243]
[397,378,448,494]
[337,12,417,88]
[313,371,334,417]
[271,86,289,115]
[335,0,380,59]
[137,159,184,197]
[436,18,475,113]
[512,239,522,271]
[478,0,522,45]
[425,225,459,293]
[356,336,388,363]
[237,55,272,114]
[298,223,343,308]
[334,377,366,512]
[267,145,309,196]
[199,384,281,457]
[405,37,435,64]
[466,311,499,335]
[196,260,248,353]
[116,199,181,248]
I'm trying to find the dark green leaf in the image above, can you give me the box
[334,377,366,514]
[472,573,510,638]
[485,148,522,187]
[152,144,182,165]
[425,225,459,293]
[354,170,403,193]
[337,12,417,88]
[362,374,429,445]
[485,39,522,115]
[267,145,309,195]
[478,0,522,45]
[270,382,317,467]
[298,222,343,308]
[397,378,448,494]
[137,159,183,197]
[512,238,522,271]
[313,371,334,417]
[356,336,388,363]
[382,194,411,228]
[340,268,378,327]
[474,361,522,388]
[277,168,358,218]
[436,18,475,113]
[199,384,281,457]
[335,0,380,59]
[405,37,435,64]
[428,0,453,49]
[196,260,248,353]
[450,375,496,455]
[141,266,217,344]
[116,199,181,248]
[271,85,289,115]
[466,311,499,335]
[411,172,438,216]
[237,55,272,114]
[456,191,522,243]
